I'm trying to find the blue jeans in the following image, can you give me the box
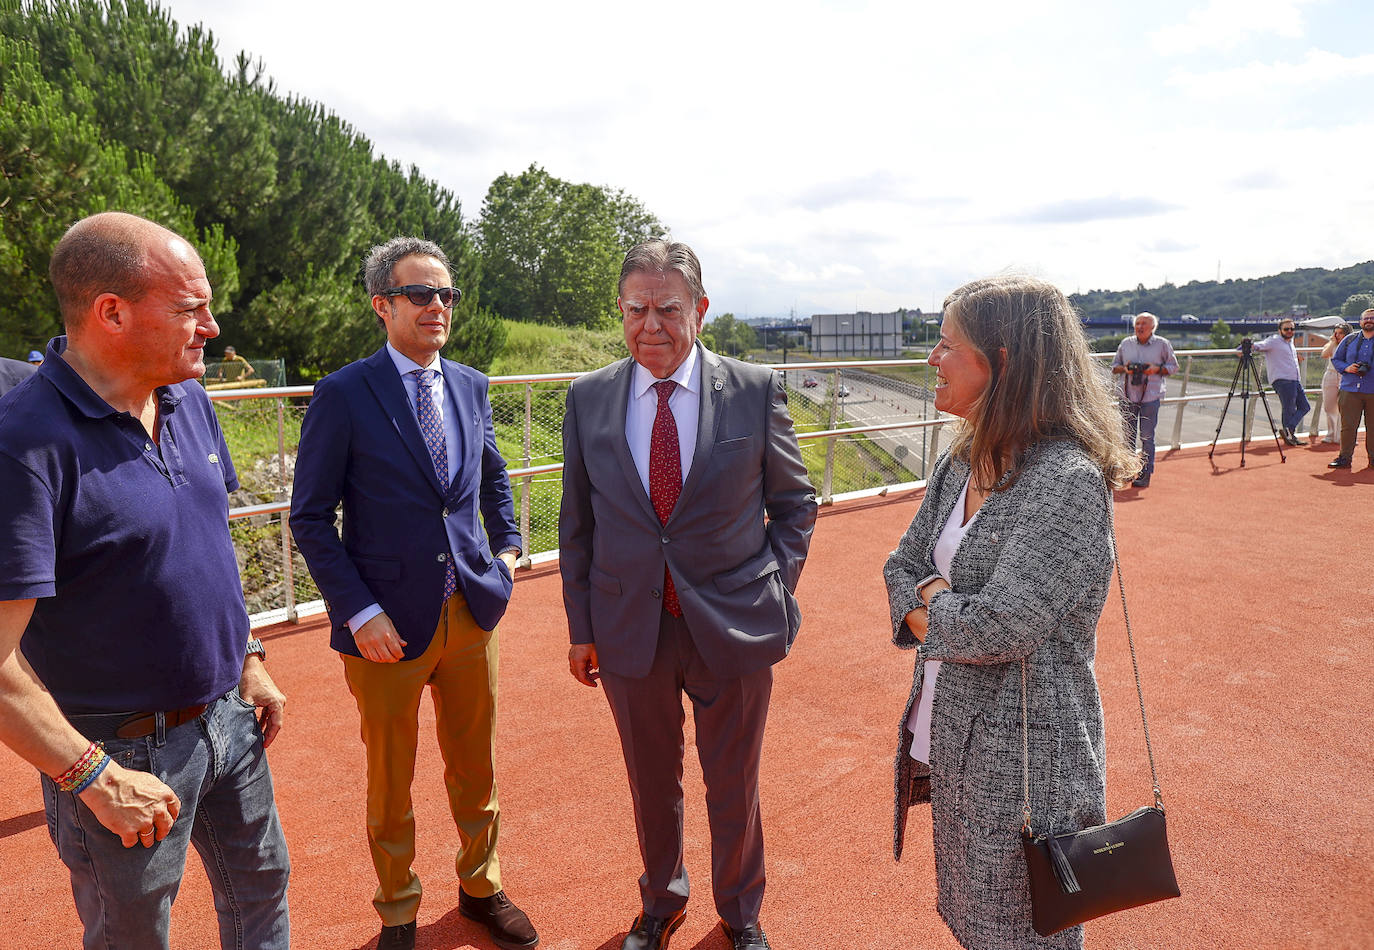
[1271,378,1310,432]
[1121,398,1161,476]
[42,692,291,950]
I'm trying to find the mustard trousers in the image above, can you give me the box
[341,591,502,926]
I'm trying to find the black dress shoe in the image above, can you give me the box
[1131,474,1150,488]
[1329,457,1352,469]
[620,908,686,950]
[459,890,539,949]
[378,921,416,950]
[720,920,771,950]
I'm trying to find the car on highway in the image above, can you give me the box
[836,384,851,397]
[802,376,819,388]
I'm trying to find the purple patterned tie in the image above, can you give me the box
[649,380,683,617]
[413,369,456,600]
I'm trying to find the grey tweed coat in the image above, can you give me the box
[884,441,1112,950]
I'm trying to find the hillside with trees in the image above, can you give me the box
[0,0,661,378]
[1070,261,1374,322]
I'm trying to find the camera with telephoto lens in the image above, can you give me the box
[1127,362,1150,386]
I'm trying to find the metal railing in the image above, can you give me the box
[215,346,1349,628]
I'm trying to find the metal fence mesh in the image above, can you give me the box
[214,354,1333,625]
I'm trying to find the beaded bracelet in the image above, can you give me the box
[55,742,108,793]
[54,741,101,790]
[70,751,111,794]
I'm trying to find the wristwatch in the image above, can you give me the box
[246,637,267,662]
[913,572,943,610]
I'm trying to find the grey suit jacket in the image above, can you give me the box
[0,358,36,399]
[884,441,1112,950]
[559,344,817,679]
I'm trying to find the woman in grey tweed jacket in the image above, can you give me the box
[884,276,1139,950]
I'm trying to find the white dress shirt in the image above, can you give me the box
[626,345,700,496]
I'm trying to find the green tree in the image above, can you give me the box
[449,306,508,375]
[2,0,481,380]
[477,164,665,328]
[0,24,238,358]
[1210,318,1233,349]
[1341,292,1374,317]
[700,313,756,356]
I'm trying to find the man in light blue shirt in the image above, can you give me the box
[1112,312,1178,488]
[1250,317,1309,445]
[290,237,537,950]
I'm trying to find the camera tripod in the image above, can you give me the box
[1208,339,1285,467]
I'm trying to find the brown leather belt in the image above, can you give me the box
[68,704,209,741]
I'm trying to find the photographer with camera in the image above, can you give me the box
[1327,308,1374,470]
[1112,312,1178,488]
[1250,318,1310,446]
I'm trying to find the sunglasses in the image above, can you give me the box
[380,285,462,308]
[1280,327,1295,332]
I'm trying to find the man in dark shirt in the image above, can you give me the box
[0,212,291,949]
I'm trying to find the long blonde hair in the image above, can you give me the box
[941,274,1140,490]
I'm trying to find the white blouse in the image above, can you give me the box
[907,474,979,763]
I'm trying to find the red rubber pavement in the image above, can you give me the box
[2,441,1371,949]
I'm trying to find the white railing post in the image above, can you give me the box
[520,383,533,561]
[1171,355,1191,450]
[926,420,943,475]
[276,397,297,622]
[822,372,841,504]
[280,511,298,623]
[276,398,287,491]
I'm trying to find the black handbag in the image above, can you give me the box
[1018,503,1181,936]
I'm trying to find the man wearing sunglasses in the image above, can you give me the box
[291,238,537,950]
[1250,318,1311,446]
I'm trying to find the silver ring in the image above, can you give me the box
[139,829,155,838]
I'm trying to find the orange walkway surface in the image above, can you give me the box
[2,442,1371,950]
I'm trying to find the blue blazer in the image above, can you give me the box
[290,347,521,659]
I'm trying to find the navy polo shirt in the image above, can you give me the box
[0,338,248,714]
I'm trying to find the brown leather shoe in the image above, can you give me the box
[720,920,771,950]
[459,889,539,949]
[377,921,416,950]
[621,908,686,950]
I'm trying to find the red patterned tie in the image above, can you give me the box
[649,380,683,617]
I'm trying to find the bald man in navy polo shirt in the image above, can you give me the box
[0,213,291,949]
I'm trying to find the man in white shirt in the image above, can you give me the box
[1251,317,1310,445]
[560,240,816,950]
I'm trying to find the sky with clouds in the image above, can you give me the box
[161,0,1374,320]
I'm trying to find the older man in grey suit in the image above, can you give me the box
[560,240,816,950]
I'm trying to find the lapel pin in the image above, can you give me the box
[713,378,724,391]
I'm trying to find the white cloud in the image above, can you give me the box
[148,0,1374,317]
[1149,0,1318,55]
[1166,48,1374,98]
